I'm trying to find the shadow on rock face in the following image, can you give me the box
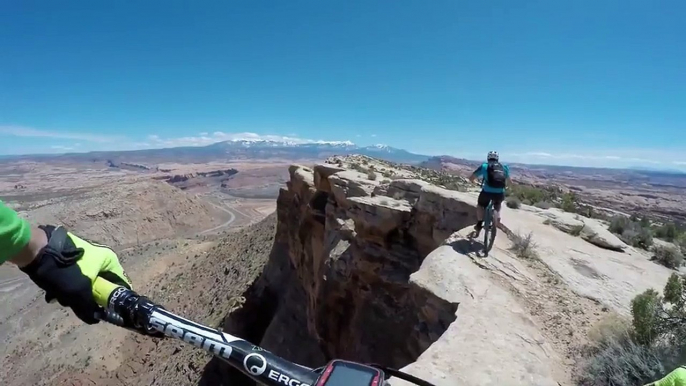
[448,238,485,256]
[197,165,475,385]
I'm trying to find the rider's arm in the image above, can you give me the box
[469,165,483,183]
[644,366,686,386]
[0,201,47,267]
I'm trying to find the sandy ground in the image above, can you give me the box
[0,159,278,386]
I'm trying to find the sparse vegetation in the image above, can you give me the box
[653,222,683,242]
[678,237,686,255]
[560,192,578,213]
[577,335,671,386]
[506,198,521,209]
[509,231,539,259]
[608,215,654,249]
[576,204,599,219]
[604,214,686,253]
[367,170,378,180]
[508,185,611,220]
[632,274,686,348]
[651,245,684,269]
[650,222,686,255]
[427,173,468,191]
[507,184,556,204]
[579,273,686,386]
[586,312,632,347]
[382,170,394,178]
[349,162,367,173]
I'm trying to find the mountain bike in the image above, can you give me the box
[470,179,498,256]
[93,277,436,386]
[481,199,497,256]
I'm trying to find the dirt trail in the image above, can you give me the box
[198,201,236,235]
[449,227,607,385]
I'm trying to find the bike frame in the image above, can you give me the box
[150,308,318,386]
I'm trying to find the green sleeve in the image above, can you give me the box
[0,200,32,264]
[651,366,686,386]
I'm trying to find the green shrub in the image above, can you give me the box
[609,215,654,249]
[631,289,663,345]
[506,198,521,209]
[367,171,378,180]
[632,274,686,348]
[579,274,686,386]
[577,337,670,386]
[507,184,556,204]
[653,223,682,242]
[623,228,654,250]
[609,215,632,235]
[651,245,684,269]
[560,192,578,213]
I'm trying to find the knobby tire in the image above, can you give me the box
[482,203,497,255]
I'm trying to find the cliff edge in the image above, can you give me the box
[220,156,674,386]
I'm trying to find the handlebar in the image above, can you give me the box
[93,277,320,386]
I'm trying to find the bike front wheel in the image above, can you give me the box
[482,205,497,255]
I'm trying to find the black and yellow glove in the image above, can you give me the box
[20,225,132,324]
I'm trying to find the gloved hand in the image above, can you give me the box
[20,225,132,324]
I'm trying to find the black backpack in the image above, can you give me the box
[486,162,507,189]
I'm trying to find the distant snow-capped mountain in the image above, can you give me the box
[202,140,429,163]
[7,139,430,165]
[210,139,357,148]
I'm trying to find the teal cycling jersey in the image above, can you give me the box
[473,162,510,194]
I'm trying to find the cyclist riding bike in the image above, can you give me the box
[468,151,511,236]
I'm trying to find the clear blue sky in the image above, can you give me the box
[1,1,684,169]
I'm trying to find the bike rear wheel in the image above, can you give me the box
[482,203,497,255]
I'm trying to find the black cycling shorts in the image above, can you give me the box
[477,191,505,211]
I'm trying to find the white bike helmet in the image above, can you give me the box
[487,151,499,162]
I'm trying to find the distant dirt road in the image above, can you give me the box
[199,201,237,235]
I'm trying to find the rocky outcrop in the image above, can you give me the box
[538,208,627,252]
[164,168,239,183]
[219,162,561,385]
[106,160,152,170]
